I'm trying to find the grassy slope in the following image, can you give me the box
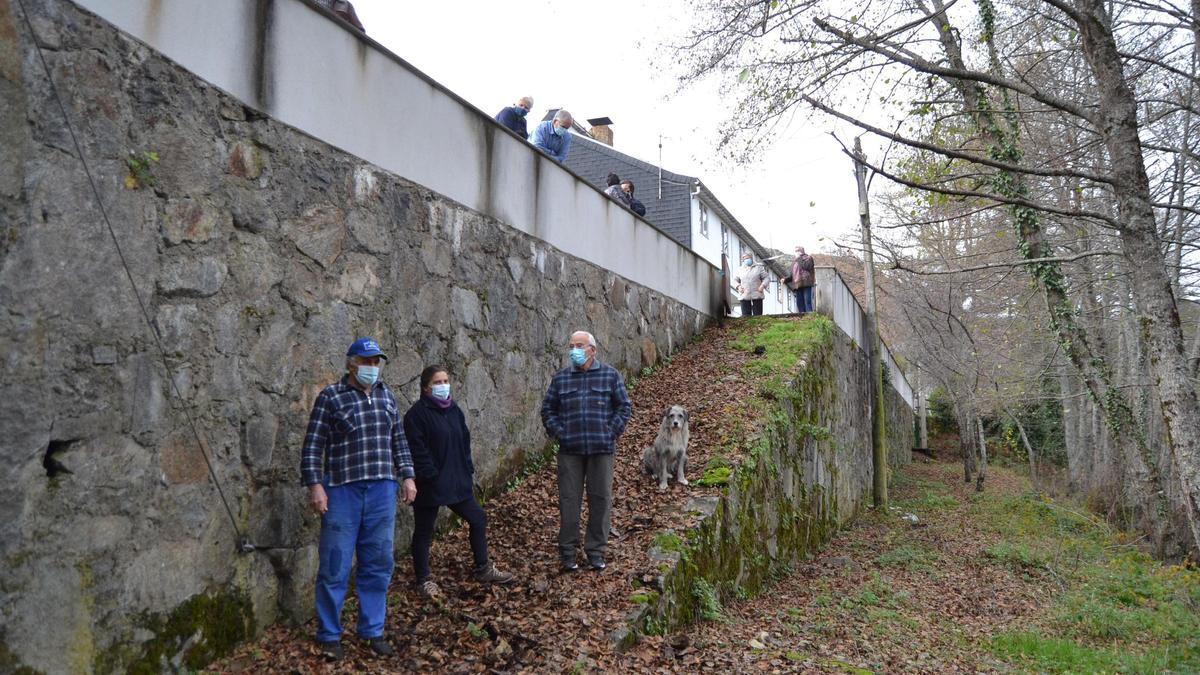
[635,461,1200,673]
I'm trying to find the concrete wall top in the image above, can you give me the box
[814,266,914,409]
[72,0,720,314]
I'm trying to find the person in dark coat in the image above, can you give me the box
[495,96,534,139]
[404,365,512,598]
[603,172,632,208]
[621,180,647,217]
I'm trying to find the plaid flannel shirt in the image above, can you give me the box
[540,359,631,455]
[300,376,415,487]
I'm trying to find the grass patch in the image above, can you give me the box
[992,631,1174,673]
[875,544,937,571]
[651,531,685,553]
[905,490,959,511]
[979,487,1200,672]
[984,541,1049,571]
[629,591,658,605]
[697,466,732,487]
[729,316,833,397]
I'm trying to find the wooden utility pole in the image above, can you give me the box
[853,137,888,508]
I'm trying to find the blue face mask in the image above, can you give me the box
[569,347,588,367]
[743,258,752,266]
[430,383,451,400]
[554,124,568,137]
[355,365,380,387]
[515,106,529,117]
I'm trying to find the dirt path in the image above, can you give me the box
[214,320,760,673]
[614,461,1047,673]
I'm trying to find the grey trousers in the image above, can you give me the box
[556,452,614,559]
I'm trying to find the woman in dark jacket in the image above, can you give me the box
[404,365,512,598]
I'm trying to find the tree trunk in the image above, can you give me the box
[1009,410,1038,488]
[1060,365,1081,491]
[1189,327,1200,380]
[958,402,977,484]
[1074,0,1200,558]
[976,416,988,492]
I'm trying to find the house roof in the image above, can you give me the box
[558,123,786,279]
[564,134,696,247]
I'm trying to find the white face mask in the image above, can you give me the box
[355,365,380,387]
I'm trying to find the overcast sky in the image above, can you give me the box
[351,0,875,255]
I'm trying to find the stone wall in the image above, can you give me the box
[630,323,914,639]
[0,2,709,672]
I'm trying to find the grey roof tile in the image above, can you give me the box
[564,135,695,248]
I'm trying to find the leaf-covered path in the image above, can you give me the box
[214,320,760,673]
[212,319,1200,673]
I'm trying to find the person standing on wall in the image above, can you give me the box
[784,245,816,314]
[621,180,647,217]
[734,252,768,316]
[300,337,417,661]
[495,96,534,139]
[314,0,366,32]
[604,172,633,208]
[404,365,513,600]
[540,331,632,572]
[529,109,574,163]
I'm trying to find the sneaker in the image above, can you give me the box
[418,579,442,599]
[587,553,606,571]
[364,636,395,657]
[316,640,343,661]
[560,557,579,572]
[474,561,514,584]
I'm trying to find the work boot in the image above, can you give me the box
[316,640,343,661]
[473,561,514,584]
[364,636,395,657]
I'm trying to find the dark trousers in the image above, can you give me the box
[739,298,764,316]
[411,497,489,582]
[794,286,813,313]
[557,452,614,558]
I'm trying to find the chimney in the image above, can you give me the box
[586,117,614,146]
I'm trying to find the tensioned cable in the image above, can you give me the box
[15,0,250,551]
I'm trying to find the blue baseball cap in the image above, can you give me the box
[346,337,388,360]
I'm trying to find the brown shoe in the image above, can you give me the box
[473,561,514,584]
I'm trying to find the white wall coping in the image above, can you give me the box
[814,266,914,409]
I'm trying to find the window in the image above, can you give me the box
[721,224,729,253]
[699,203,710,238]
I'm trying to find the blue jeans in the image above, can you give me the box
[794,286,813,314]
[315,479,397,643]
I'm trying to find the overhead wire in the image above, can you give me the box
[15,0,255,553]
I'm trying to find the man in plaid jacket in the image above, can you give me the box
[300,337,417,661]
[540,331,632,571]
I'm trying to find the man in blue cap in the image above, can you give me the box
[300,337,417,661]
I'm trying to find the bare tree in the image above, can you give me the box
[677,0,1200,558]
